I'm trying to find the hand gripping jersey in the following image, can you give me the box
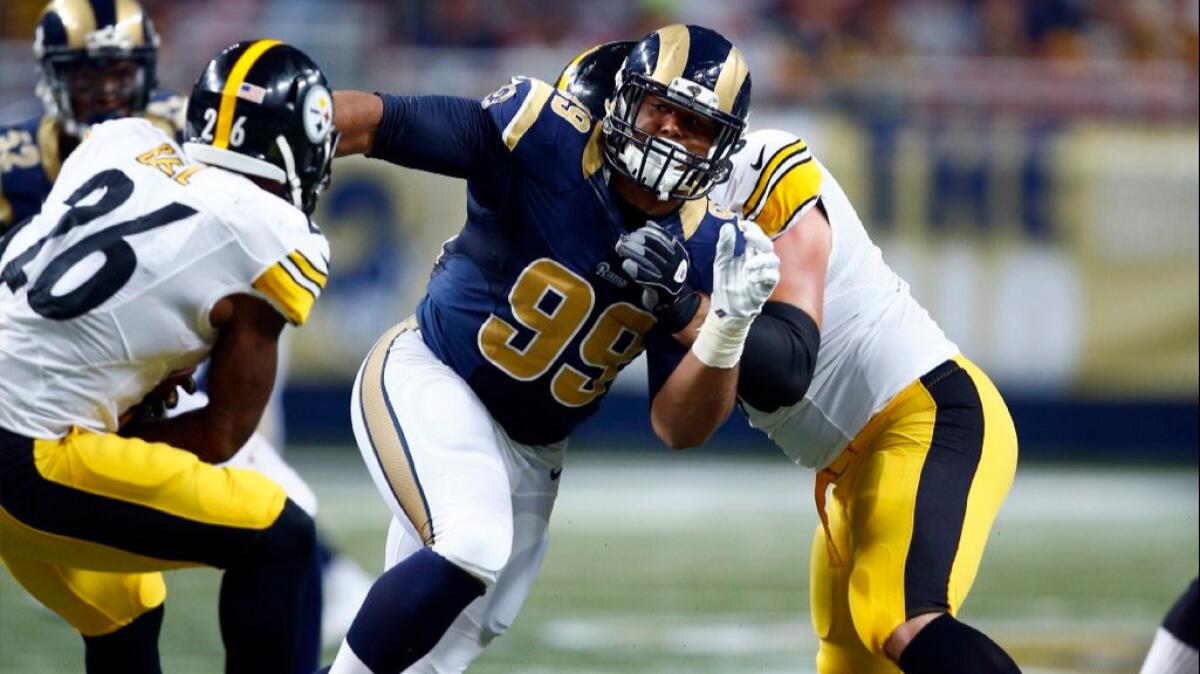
[383,77,739,446]
[710,129,959,469]
[0,118,329,438]
[0,92,187,231]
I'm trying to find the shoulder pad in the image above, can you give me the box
[482,76,598,182]
[144,92,188,141]
[0,120,43,176]
[207,177,329,326]
[720,129,823,238]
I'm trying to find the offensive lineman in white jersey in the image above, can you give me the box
[352,42,1024,674]
[568,42,1023,674]
[0,41,335,673]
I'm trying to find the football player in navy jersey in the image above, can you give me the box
[323,24,779,674]
[0,0,185,234]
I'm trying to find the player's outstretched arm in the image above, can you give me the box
[121,294,285,462]
[649,222,780,448]
[332,90,383,156]
[666,209,828,413]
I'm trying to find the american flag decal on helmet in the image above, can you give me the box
[236,82,267,104]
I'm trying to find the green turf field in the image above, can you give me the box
[2,448,1196,673]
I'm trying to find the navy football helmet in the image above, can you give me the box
[556,40,634,119]
[601,24,751,201]
[33,0,159,138]
[184,41,338,215]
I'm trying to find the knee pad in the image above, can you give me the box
[430,515,513,586]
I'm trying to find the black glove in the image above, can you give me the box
[615,223,701,333]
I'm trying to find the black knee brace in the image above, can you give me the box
[898,614,1022,674]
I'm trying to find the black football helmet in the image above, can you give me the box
[184,40,337,215]
[33,0,159,138]
[602,24,751,201]
[556,40,635,119]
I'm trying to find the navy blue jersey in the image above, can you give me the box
[0,93,186,229]
[371,77,742,445]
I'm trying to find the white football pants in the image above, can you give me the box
[344,324,562,673]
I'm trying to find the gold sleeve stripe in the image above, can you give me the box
[288,250,328,288]
[742,140,808,218]
[752,160,823,238]
[253,262,318,325]
[215,39,282,149]
[502,80,554,151]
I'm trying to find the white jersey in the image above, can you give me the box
[0,118,329,439]
[710,129,958,469]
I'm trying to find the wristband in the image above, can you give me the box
[691,310,753,369]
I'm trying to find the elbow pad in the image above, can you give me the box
[737,301,821,413]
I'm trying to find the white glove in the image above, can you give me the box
[691,220,781,369]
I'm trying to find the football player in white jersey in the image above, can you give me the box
[0,40,336,673]
[567,42,1023,674]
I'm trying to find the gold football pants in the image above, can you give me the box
[810,356,1018,674]
[0,426,288,636]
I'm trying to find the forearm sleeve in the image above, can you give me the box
[737,301,821,413]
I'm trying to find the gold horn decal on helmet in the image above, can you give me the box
[55,0,100,49]
[649,24,690,86]
[713,45,748,114]
[214,39,282,149]
[113,0,150,46]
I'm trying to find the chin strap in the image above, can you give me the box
[275,134,303,210]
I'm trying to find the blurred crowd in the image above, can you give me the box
[2,0,1197,113]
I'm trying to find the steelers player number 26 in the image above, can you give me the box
[0,168,197,320]
[479,258,655,407]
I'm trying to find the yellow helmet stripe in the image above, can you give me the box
[649,24,690,86]
[743,139,807,217]
[712,45,749,114]
[214,39,282,149]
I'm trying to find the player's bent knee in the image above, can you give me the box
[248,499,316,565]
[430,518,513,587]
[884,612,944,661]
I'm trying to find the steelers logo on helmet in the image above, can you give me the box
[183,40,337,216]
[303,85,333,144]
[601,24,751,202]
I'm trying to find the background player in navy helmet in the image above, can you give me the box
[323,24,775,674]
[560,40,1025,674]
[0,0,185,234]
[0,40,336,673]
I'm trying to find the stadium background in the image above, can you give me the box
[0,1,1197,672]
